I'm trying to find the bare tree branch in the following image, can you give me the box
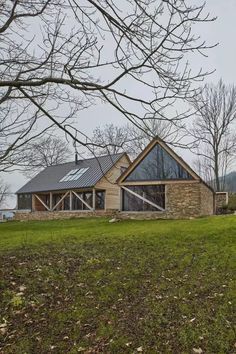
[0,176,10,208]
[0,0,216,171]
[190,80,236,191]
[18,136,72,178]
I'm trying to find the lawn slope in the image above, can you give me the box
[0,216,235,353]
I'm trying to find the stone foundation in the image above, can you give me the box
[14,210,117,221]
[118,212,167,220]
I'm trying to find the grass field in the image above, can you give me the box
[0,216,235,353]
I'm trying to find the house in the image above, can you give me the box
[15,138,215,220]
[16,153,130,219]
[117,138,214,219]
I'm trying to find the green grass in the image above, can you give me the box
[0,216,235,353]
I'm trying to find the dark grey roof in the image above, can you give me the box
[17,153,125,194]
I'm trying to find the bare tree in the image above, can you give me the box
[19,136,72,178]
[128,119,187,157]
[91,124,130,156]
[0,0,215,171]
[191,80,236,191]
[90,118,185,158]
[0,177,10,208]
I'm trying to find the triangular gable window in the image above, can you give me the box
[125,143,193,181]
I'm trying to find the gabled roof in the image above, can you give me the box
[117,137,214,192]
[17,153,127,194]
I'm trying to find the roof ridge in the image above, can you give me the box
[45,152,125,168]
[75,152,124,163]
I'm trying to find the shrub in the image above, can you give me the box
[228,194,236,211]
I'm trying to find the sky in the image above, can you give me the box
[2,0,236,208]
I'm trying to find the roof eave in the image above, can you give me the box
[16,185,96,195]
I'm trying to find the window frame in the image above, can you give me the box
[59,167,89,182]
[71,191,93,210]
[124,144,193,182]
[122,185,166,212]
[95,190,106,210]
[18,193,32,210]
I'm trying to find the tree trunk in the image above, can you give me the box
[214,155,221,192]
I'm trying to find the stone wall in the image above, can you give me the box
[167,182,214,218]
[200,183,215,216]
[14,210,117,221]
[166,183,201,218]
[215,192,228,212]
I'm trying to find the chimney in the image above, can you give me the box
[75,153,78,165]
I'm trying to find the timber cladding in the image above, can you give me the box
[34,194,47,212]
[95,154,130,210]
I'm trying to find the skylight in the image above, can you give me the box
[59,167,89,182]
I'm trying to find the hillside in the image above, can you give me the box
[223,171,236,192]
[208,171,236,192]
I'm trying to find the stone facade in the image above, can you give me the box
[165,182,213,218]
[215,192,228,213]
[14,210,117,221]
[165,183,201,218]
[200,183,215,216]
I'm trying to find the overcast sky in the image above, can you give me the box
[2,0,236,208]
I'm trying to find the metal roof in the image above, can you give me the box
[17,153,125,194]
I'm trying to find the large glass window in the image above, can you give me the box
[72,191,93,210]
[83,192,93,210]
[125,144,193,181]
[122,185,165,211]
[64,195,70,210]
[59,168,89,182]
[66,191,105,210]
[95,191,105,210]
[18,194,32,210]
[52,194,63,210]
[72,193,83,210]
